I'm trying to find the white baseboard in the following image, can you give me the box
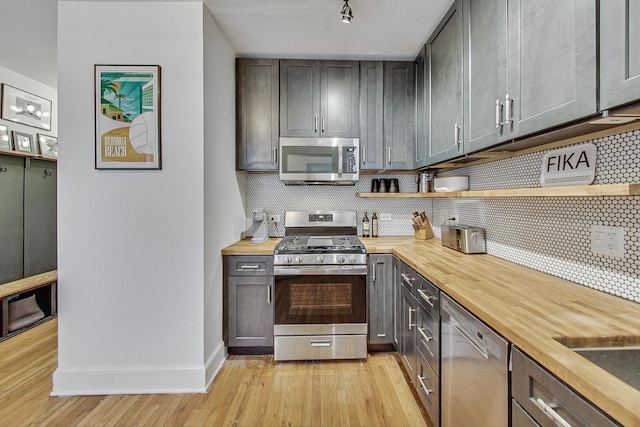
[51,364,207,396]
[204,340,227,390]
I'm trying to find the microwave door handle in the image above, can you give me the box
[338,146,343,174]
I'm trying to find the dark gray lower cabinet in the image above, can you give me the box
[368,254,393,345]
[0,155,25,283]
[399,282,418,380]
[24,159,57,277]
[511,346,617,427]
[396,257,441,427]
[224,256,274,348]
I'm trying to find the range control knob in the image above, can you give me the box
[317,255,324,263]
[349,255,357,263]
[284,256,292,264]
[338,256,346,263]
[295,256,303,264]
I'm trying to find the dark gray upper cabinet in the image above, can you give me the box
[24,160,57,277]
[505,0,596,141]
[463,0,507,153]
[236,59,279,171]
[280,60,359,138]
[414,46,429,169]
[384,61,415,170]
[427,0,464,165]
[600,1,640,110]
[0,155,25,284]
[321,61,360,137]
[359,61,384,171]
[368,254,394,345]
[280,60,319,137]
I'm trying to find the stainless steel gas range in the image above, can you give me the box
[273,210,368,361]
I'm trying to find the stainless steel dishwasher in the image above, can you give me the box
[440,294,509,427]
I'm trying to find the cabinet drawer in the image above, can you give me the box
[511,347,617,427]
[416,304,439,374]
[416,349,440,427]
[274,335,367,361]
[512,399,539,427]
[415,275,439,318]
[225,256,273,276]
[399,263,418,293]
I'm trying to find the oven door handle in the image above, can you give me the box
[274,265,367,276]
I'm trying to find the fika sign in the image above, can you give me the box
[540,143,596,187]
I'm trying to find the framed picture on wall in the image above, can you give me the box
[0,124,11,150]
[12,131,34,154]
[0,84,52,131]
[94,64,162,170]
[38,134,58,159]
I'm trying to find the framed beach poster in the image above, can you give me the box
[94,65,161,169]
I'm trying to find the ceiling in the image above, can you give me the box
[0,0,453,89]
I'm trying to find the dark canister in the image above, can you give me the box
[389,178,399,193]
[371,178,380,193]
[380,178,390,193]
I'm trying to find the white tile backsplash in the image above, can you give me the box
[245,129,640,302]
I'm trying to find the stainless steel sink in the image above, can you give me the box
[572,345,640,391]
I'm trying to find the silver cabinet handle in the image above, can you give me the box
[534,398,572,427]
[505,94,513,125]
[454,123,460,147]
[371,264,376,283]
[321,115,325,133]
[362,146,366,164]
[267,285,272,304]
[408,307,416,330]
[314,115,318,133]
[418,375,433,396]
[417,326,433,343]
[311,340,331,347]
[401,273,415,287]
[495,99,503,128]
[387,147,392,164]
[416,288,436,307]
[239,265,260,269]
[272,147,278,164]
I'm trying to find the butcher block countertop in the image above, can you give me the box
[222,236,640,425]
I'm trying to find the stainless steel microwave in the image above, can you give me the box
[279,138,359,185]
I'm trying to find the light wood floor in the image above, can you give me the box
[0,319,428,427]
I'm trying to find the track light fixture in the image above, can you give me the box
[340,0,353,23]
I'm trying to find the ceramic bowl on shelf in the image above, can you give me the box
[433,175,469,192]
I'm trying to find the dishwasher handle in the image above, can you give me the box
[450,321,489,359]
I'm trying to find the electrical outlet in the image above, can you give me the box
[268,215,281,223]
[380,214,392,221]
[591,225,625,258]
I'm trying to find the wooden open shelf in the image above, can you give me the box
[0,149,57,162]
[357,183,640,198]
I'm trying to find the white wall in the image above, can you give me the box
[54,1,209,395]
[202,6,245,386]
[0,65,58,138]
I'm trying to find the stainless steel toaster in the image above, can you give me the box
[440,224,486,254]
